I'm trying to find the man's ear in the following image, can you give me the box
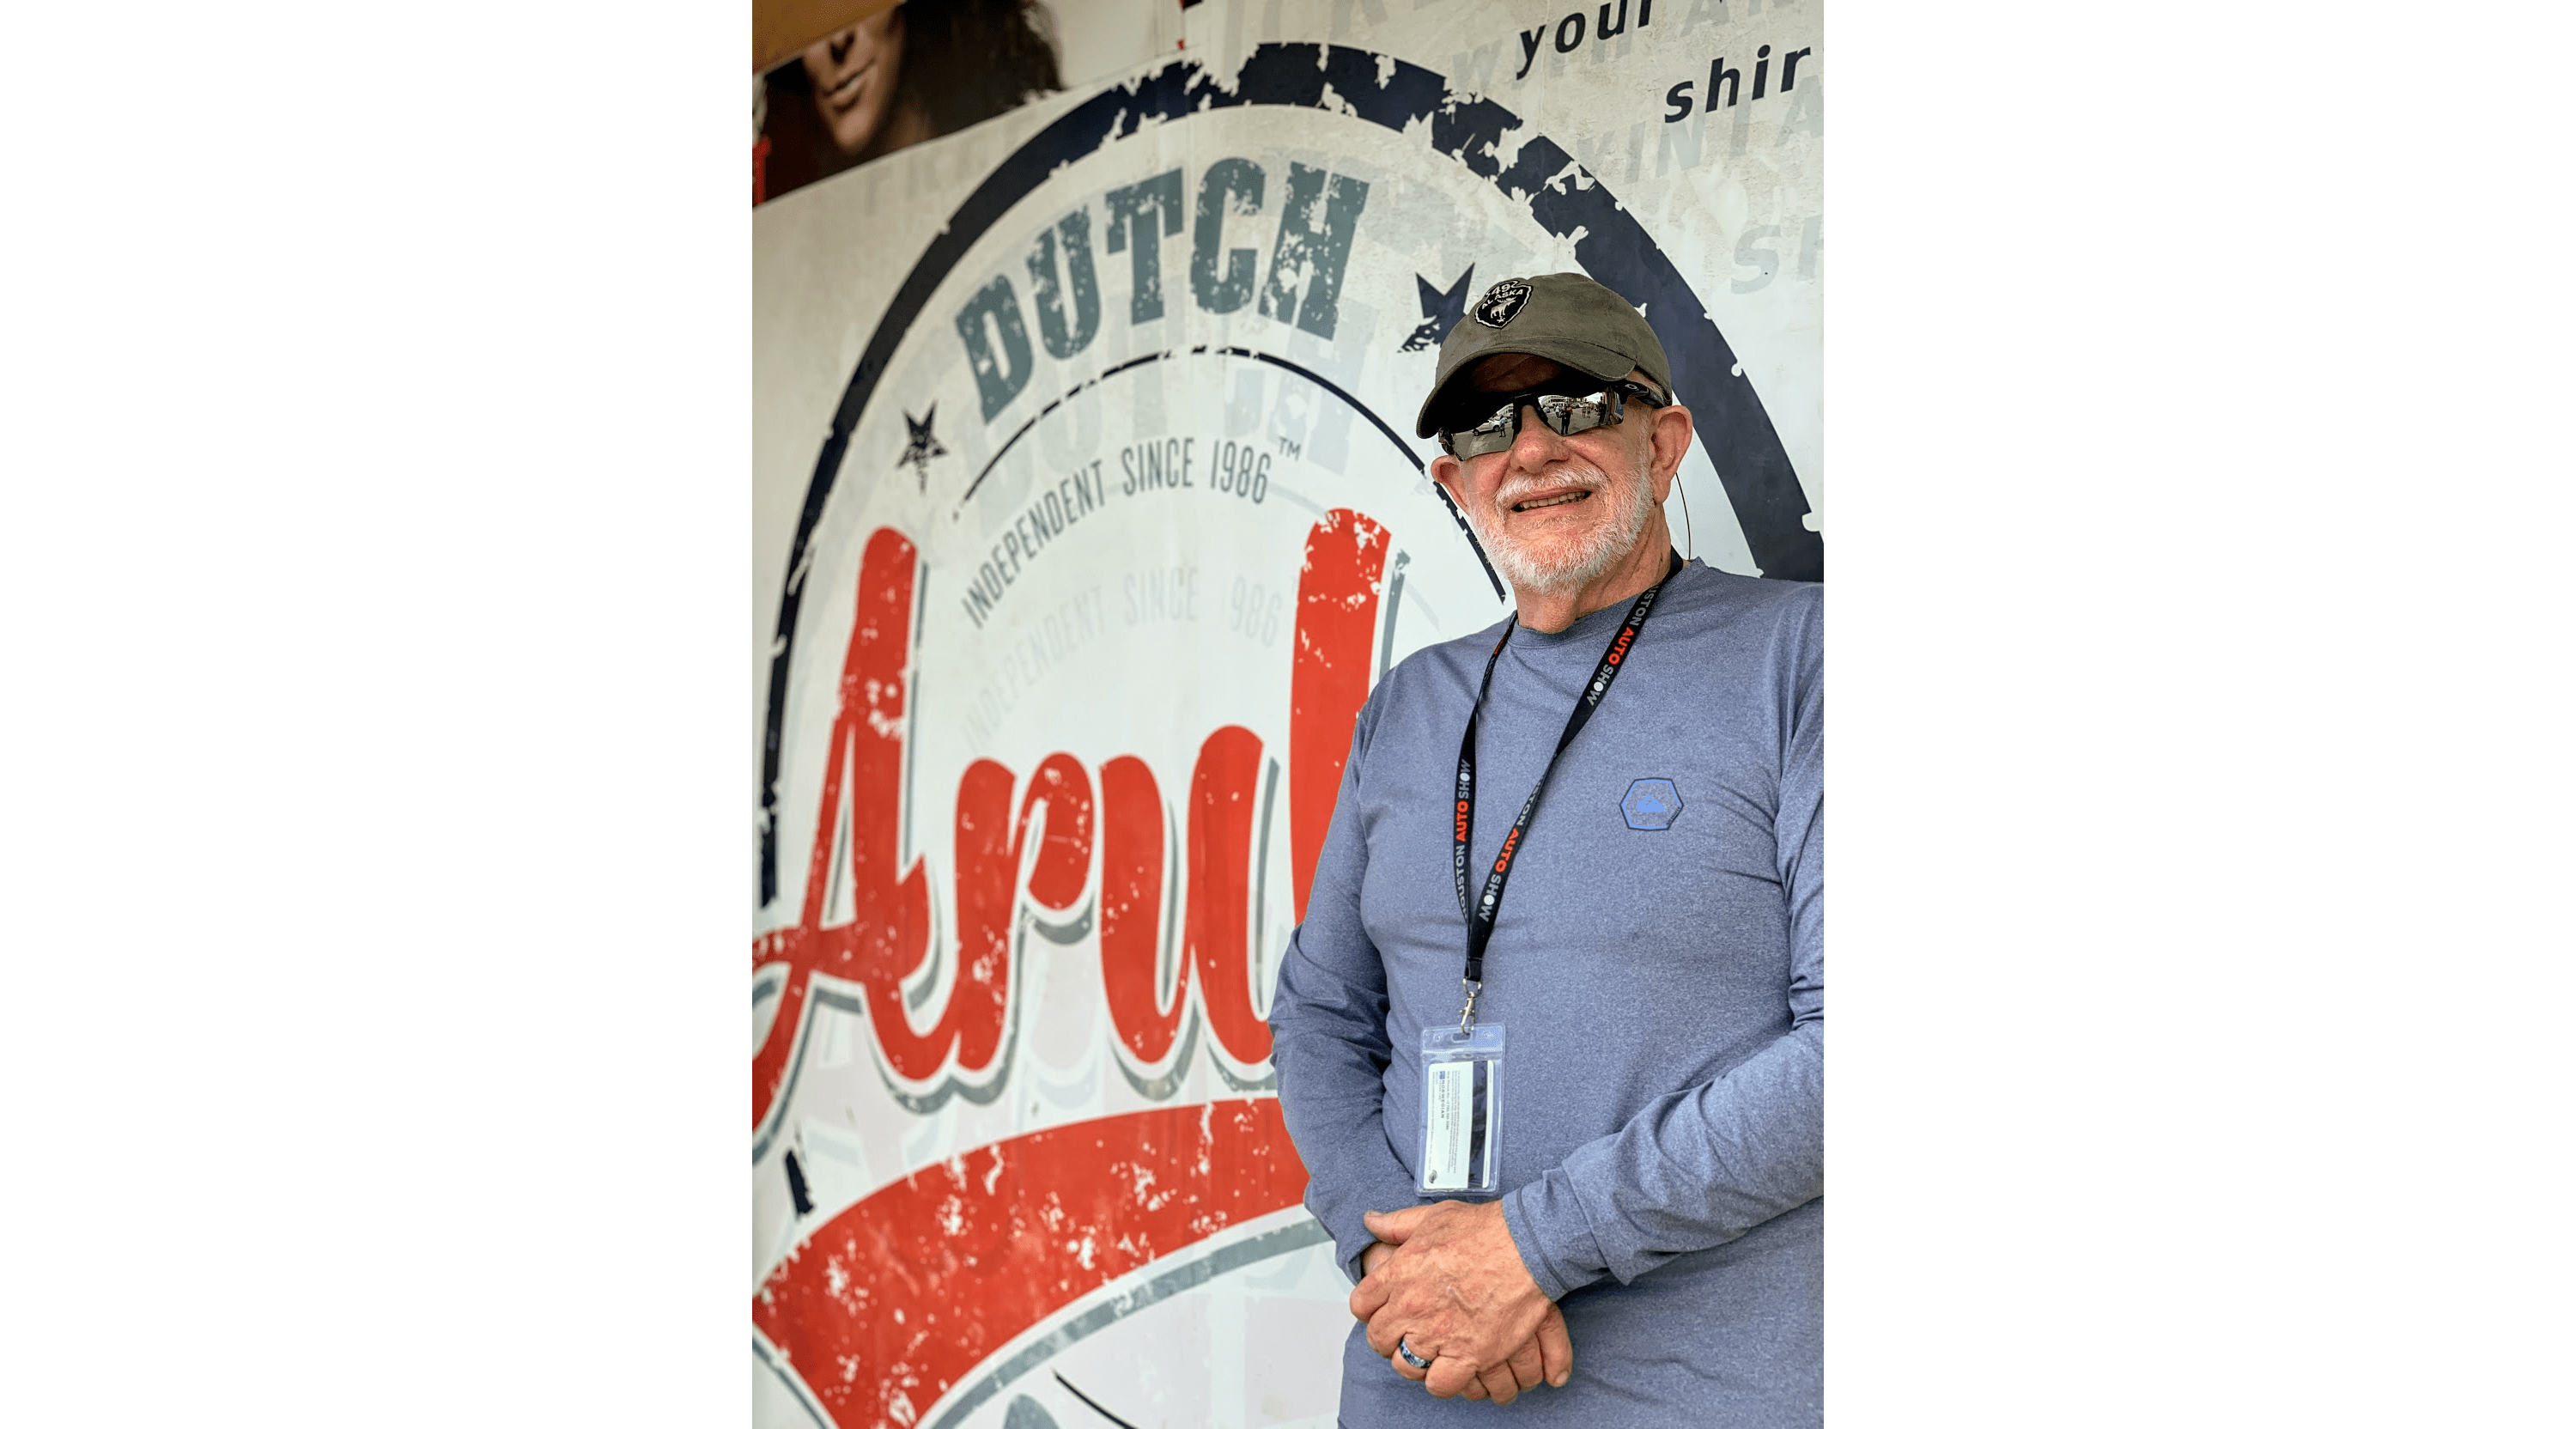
[1645,401,1694,503]
[1430,453,1467,510]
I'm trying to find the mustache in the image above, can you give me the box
[1488,465,1608,513]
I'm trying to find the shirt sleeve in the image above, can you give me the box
[1268,689,1425,1286]
[1499,588,1826,1299]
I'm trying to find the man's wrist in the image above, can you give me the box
[1500,1181,1605,1301]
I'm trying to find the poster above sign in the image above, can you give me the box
[755,0,1176,206]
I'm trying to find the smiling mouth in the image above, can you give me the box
[1511,490,1592,513]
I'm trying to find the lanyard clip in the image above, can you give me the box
[1458,978,1482,1032]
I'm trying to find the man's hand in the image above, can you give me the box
[1358,1236,1562,1402]
[1347,1201,1571,1402]
[1445,1302,1572,1403]
[1359,1239,1396,1277]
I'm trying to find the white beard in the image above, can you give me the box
[1466,459,1659,596]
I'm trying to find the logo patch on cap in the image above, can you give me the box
[1473,280,1531,328]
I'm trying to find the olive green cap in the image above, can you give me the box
[1412,271,1674,439]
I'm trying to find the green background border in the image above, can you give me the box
[15,3,2555,1429]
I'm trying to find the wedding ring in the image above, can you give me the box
[1396,1335,1432,1371]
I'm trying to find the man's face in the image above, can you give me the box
[802,10,907,156]
[1428,354,1673,596]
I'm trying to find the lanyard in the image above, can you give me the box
[1452,550,1682,1029]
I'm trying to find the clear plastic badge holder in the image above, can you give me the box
[1417,1023,1504,1198]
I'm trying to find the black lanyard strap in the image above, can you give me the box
[1451,550,1682,1025]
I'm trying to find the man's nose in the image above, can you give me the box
[1504,404,1569,466]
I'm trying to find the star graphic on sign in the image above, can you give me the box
[897,404,948,490]
[1400,266,1476,352]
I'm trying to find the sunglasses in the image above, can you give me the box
[1434,378,1666,459]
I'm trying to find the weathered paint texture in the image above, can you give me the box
[1291,509,1389,924]
[754,1099,1306,1429]
[754,511,1385,1139]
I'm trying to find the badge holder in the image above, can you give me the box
[1417,988,1503,1198]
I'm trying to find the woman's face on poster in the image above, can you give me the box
[802,9,908,155]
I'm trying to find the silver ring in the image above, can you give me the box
[1397,1335,1432,1371]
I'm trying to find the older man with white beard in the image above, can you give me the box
[1267,273,1824,1427]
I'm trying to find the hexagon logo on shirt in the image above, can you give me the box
[1621,777,1684,830]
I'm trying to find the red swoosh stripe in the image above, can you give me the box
[754,1098,1309,1428]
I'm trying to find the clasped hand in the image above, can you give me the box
[1347,1201,1572,1404]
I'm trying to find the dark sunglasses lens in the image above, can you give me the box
[1442,402,1517,457]
[1440,383,1626,456]
[1534,392,1612,435]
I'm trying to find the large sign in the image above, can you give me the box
[752,3,1821,1424]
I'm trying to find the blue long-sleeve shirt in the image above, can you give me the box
[1268,559,1823,1426]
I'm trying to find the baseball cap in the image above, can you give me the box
[1412,272,1674,439]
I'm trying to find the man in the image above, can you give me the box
[1267,272,1823,1426]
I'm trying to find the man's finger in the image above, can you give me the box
[1475,1362,1521,1405]
[1363,1310,1405,1359]
[1424,1355,1479,1399]
[1347,1272,1390,1324]
[1537,1303,1575,1388]
[1388,1341,1429,1383]
[1504,1333,1546,1393]
[1361,1206,1428,1245]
